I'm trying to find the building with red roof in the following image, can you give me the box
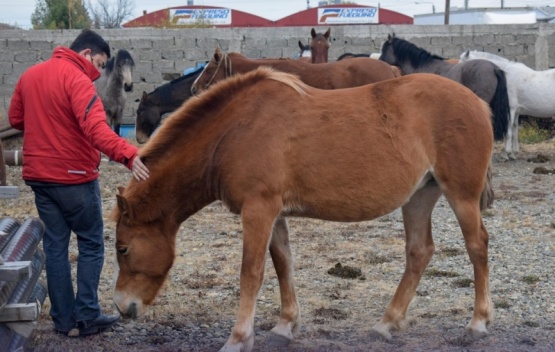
[122,4,413,28]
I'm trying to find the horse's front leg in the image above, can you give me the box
[267,216,300,346]
[220,199,281,352]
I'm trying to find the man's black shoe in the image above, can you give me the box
[78,314,120,336]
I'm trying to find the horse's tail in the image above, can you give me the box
[480,161,494,210]
[489,68,510,141]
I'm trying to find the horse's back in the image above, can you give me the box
[319,57,396,88]
[212,73,492,220]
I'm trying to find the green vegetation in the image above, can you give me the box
[494,299,511,309]
[519,120,551,144]
[521,275,541,284]
[32,0,91,30]
[425,268,460,277]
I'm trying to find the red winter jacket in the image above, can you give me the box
[8,47,138,184]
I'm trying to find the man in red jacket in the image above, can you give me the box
[8,29,149,337]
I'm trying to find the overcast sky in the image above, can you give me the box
[2,0,554,29]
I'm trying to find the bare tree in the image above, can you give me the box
[88,0,135,28]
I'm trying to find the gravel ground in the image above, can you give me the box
[1,138,554,352]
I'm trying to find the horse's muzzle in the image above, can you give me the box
[124,83,133,92]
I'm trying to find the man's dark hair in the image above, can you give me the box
[69,29,111,58]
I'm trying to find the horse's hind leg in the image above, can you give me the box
[266,216,300,346]
[371,184,441,340]
[446,197,493,339]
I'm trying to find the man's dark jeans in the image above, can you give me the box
[31,180,104,332]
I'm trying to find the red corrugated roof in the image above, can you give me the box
[123,4,412,28]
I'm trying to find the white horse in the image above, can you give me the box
[460,50,555,159]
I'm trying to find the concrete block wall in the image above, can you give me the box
[1,23,554,124]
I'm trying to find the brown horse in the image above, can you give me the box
[309,27,330,63]
[112,68,494,351]
[190,48,397,94]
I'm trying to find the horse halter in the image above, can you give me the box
[204,54,232,89]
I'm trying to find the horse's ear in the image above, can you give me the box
[324,28,331,39]
[116,193,133,221]
[118,186,126,195]
[298,40,304,51]
[387,33,396,43]
[462,50,469,59]
[311,28,316,39]
[141,91,148,102]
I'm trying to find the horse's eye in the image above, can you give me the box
[118,247,129,255]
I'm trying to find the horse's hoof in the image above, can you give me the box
[465,325,489,340]
[265,333,292,347]
[369,326,392,342]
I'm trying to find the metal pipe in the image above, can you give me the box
[0,217,20,254]
[0,218,45,309]
[5,280,48,352]
[3,150,23,167]
[8,249,46,304]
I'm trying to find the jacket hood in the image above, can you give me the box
[51,46,101,82]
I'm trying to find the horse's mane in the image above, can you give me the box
[387,37,445,67]
[149,72,195,97]
[141,67,308,162]
[104,49,135,76]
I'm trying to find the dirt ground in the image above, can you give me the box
[1,137,554,352]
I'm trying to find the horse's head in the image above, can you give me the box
[191,48,230,95]
[135,91,160,144]
[111,187,177,319]
[379,33,398,65]
[310,28,330,64]
[116,49,135,92]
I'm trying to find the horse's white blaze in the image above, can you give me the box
[192,63,211,92]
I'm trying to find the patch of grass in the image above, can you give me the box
[481,209,495,217]
[439,247,464,257]
[494,299,511,309]
[425,268,460,277]
[312,307,349,320]
[363,251,390,264]
[452,278,474,288]
[519,121,551,144]
[523,320,540,328]
[521,275,541,284]
[449,308,464,315]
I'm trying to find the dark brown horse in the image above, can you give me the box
[112,67,495,351]
[379,34,510,140]
[190,48,398,94]
[309,27,330,64]
[135,68,202,143]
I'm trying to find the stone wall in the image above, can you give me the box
[1,23,555,123]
